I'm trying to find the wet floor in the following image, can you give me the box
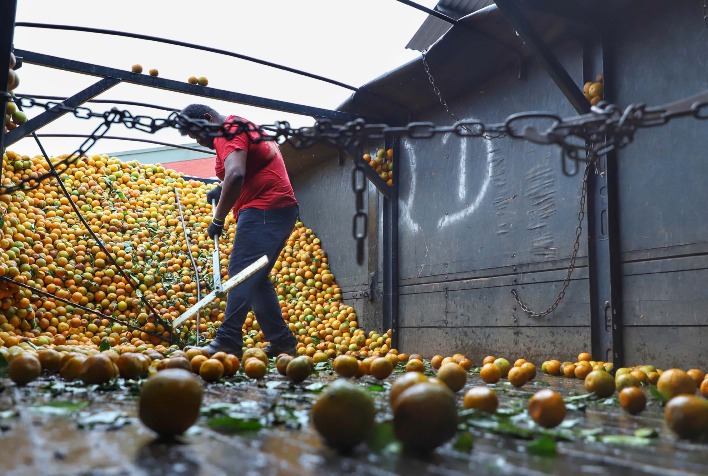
[1,366,707,476]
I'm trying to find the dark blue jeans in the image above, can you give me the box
[215,205,299,350]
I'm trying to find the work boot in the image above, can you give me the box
[264,340,297,359]
[185,339,242,359]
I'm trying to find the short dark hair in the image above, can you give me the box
[177,104,220,136]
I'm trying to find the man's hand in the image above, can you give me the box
[207,218,225,240]
[206,184,222,207]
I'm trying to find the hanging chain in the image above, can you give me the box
[351,149,368,266]
[702,0,708,28]
[421,50,507,140]
[511,156,594,317]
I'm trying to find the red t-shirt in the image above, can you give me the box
[214,115,297,218]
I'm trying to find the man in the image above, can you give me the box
[178,104,299,358]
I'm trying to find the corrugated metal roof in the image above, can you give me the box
[406,0,494,52]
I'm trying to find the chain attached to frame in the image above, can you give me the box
[511,156,594,317]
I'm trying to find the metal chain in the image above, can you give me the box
[351,148,368,266]
[421,50,507,140]
[702,0,708,28]
[510,157,594,317]
[3,92,706,195]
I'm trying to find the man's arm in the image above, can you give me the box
[214,149,247,221]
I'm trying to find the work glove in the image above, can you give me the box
[206,184,222,207]
[207,218,225,240]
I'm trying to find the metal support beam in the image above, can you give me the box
[584,33,624,367]
[1,0,19,182]
[5,77,120,146]
[15,49,359,122]
[382,137,400,349]
[493,0,590,114]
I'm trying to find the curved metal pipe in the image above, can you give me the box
[16,22,358,92]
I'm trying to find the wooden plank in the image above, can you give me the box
[623,326,708,369]
[398,326,590,364]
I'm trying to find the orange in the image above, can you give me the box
[116,352,148,380]
[507,366,529,388]
[81,353,116,384]
[615,373,640,392]
[369,357,393,380]
[493,358,511,378]
[514,358,527,368]
[577,352,591,362]
[37,349,63,373]
[393,382,458,454]
[664,395,708,439]
[430,355,444,369]
[630,369,648,385]
[286,356,312,383]
[226,354,240,375]
[584,370,615,398]
[563,363,576,378]
[686,369,706,388]
[482,355,496,365]
[389,372,429,408]
[574,363,592,381]
[185,348,207,360]
[60,354,88,381]
[139,368,203,437]
[699,379,708,398]
[528,389,566,428]
[479,363,501,384]
[463,387,498,413]
[545,360,562,376]
[333,354,359,378]
[190,354,208,374]
[276,354,294,376]
[243,347,268,366]
[199,358,224,382]
[163,356,192,372]
[657,369,696,401]
[458,358,473,371]
[8,352,42,385]
[436,362,467,392]
[618,387,646,415]
[405,358,425,373]
[520,362,537,380]
[311,379,376,452]
[243,358,267,379]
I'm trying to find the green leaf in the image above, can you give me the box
[452,431,474,453]
[30,400,89,415]
[634,427,659,439]
[314,362,331,371]
[599,435,653,447]
[99,338,111,352]
[563,393,597,403]
[207,416,263,432]
[527,435,557,457]
[648,384,668,406]
[0,353,8,376]
[366,384,386,392]
[0,212,4,228]
[366,422,400,454]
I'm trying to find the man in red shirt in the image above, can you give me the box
[178,104,299,358]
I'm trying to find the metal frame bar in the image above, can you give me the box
[16,22,358,92]
[31,134,212,154]
[493,0,590,114]
[0,0,19,183]
[382,136,400,350]
[5,77,121,146]
[15,49,360,121]
[585,32,624,367]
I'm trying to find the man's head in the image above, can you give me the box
[177,104,223,149]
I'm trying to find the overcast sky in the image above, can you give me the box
[10,0,438,158]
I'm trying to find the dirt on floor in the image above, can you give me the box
[1,361,707,476]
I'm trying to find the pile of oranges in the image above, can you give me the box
[0,149,394,360]
[363,148,393,186]
[583,73,604,106]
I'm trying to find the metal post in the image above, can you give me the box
[0,0,19,182]
[584,33,624,367]
[382,136,400,350]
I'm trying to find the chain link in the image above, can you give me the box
[421,51,507,140]
[702,0,708,28]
